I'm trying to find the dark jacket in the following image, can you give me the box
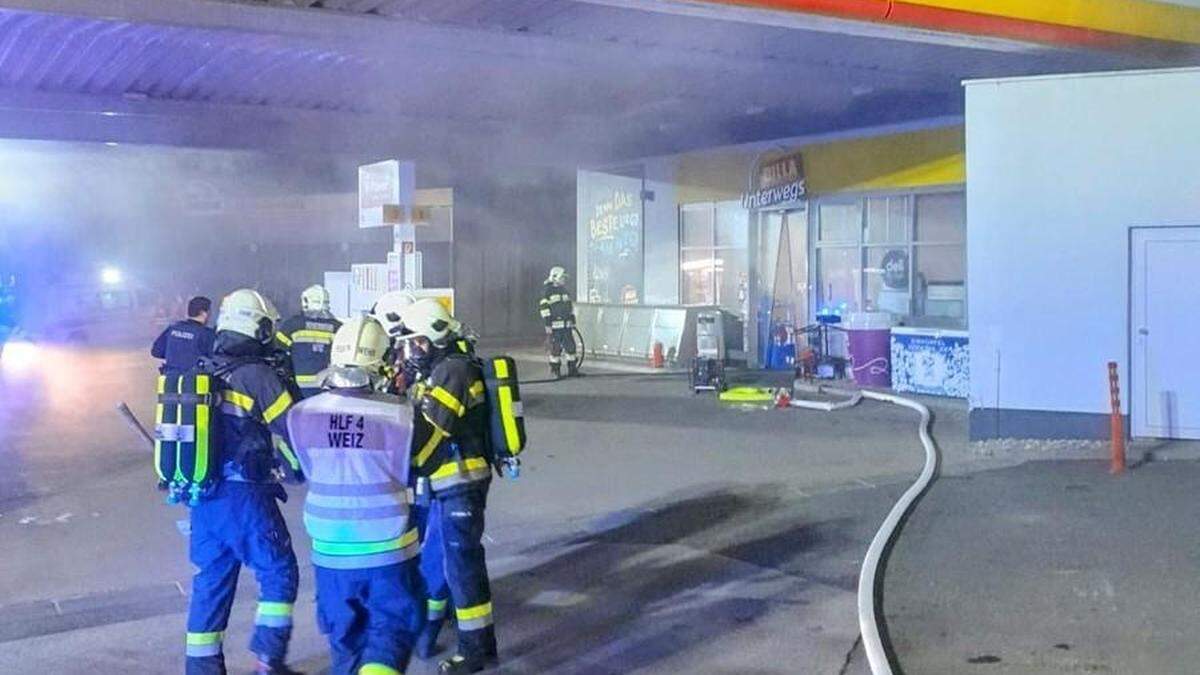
[210,332,303,484]
[539,282,574,329]
[410,340,491,496]
[275,312,341,394]
[152,319,215,375]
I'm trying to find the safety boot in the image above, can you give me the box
[416,619,446,659]
[438,653,499,674]
[550,363,562,379]
[567,360,579,377]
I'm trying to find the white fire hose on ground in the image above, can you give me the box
[788,385,939,674]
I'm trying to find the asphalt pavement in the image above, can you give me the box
[2,341,1198,674]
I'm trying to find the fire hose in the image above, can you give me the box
[789,385,939,674]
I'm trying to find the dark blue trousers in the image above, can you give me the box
[315,560,425,674]
[414,498,452,626]
[186,482,299,675]
[434,485,496,659]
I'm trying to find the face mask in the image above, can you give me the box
[402,339,436,379]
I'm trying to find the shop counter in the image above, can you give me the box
[890,327,968,398]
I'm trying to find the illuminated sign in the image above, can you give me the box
[742,152,806,209]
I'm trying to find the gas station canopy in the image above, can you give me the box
[0,0,1194,162]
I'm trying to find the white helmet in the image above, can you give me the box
[395,298,460,346]
[330,316,389,370]
[217,289,280,343]
[547,266,567,285]
[371,290,417,336]
[301,284,330,314]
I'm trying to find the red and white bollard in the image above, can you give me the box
[1108,361,1126,475]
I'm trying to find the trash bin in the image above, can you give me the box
[845,312,894,387]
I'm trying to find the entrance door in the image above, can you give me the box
[1131,227,1200,438]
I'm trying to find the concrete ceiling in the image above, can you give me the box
[0,0,1192,165]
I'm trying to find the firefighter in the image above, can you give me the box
[151,295,215,376]
[285,316,424,675]
[372,291,454,660]
[275,284,341,398]
[539,266,578,378]
[396,299,498,674]
[186,289,304,675]
[371,290,417,395]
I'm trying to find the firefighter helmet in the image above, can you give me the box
[217,289,280,343]
[330,316,389,370]
[394,299,459,346]
[300,284,331,314]
[371,290,417,336]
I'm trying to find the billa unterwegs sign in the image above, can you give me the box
[742,152,806,209]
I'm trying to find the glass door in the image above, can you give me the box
[755,208,809,365]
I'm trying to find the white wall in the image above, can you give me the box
[966,68,1200,415]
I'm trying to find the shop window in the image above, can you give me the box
[915,193,965,244]
[914,193,965,325]
[681,205,714,247]
[680,201,748,309]
[816,247,860,314]
[681,249,715,305]
[864,245,911,316]
[818,202,861,243]
[865,196,910,244]
[715,202,749,248]
[815,191,965,328]
[914,245,965,322]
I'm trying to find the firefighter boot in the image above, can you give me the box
[567,359,579,377]
[438,653,500,674]
[416,618,445,659]
[550,362,562,379]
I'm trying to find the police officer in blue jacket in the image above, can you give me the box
[152,296,216,375]
[185,289,305,675]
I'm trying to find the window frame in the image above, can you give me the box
[679,200,748,308]
[811,186,966,328]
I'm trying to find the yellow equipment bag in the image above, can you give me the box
[718,387,780,403]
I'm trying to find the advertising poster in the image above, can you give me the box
[582,172,643,304]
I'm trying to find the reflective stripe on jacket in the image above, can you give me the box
[209,349,301,483]
[411,346,492,495]
[287,389,418,569]
[539,282,574,328]
[276,313,341,387]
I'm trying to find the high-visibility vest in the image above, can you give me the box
[287,389,418,570]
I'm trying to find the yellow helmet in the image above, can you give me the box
[330,316,390,370]
[216,289,280,343]
[371,290,417,336]
[394,299,459,346]
[300,284,331,314]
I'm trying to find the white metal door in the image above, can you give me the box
[1131,227,1200,438]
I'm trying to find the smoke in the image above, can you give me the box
[0,0,1188,343]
